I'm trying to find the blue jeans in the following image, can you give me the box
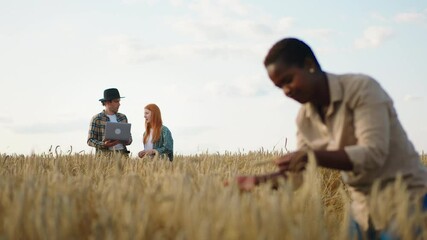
[350,193,427,240]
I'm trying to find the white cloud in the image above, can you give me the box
[169,0,184,7]
[103,1,294,64]
[303,28,334,41]
[101,35,266,63]
[193,43,266,59]
[171,17,229,40]
[0,116,13,125]
[121,0,158,5]
[173,125,216,136]
[170,17,288,41]
[169,1,293,42]
[100,35,175,63]
[203,75,272,98]
[276,17,294,32]
[119,0,191,6]
[11,119,87,135]
[370,12,388,23]
[395,12,425,23]
[404,95,423,102]
[354,26,394,49]
[188,0,250,19]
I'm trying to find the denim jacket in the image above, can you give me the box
[151,126,174,161]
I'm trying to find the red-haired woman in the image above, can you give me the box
[137,104,174,161]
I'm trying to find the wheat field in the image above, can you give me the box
[0,150,426,240]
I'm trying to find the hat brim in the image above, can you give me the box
[99,97,125,102]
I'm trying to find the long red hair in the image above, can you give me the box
[143,103,163,144]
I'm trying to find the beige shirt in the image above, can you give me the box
[296,72,427,193]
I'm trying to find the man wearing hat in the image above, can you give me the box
[87,88,132,155]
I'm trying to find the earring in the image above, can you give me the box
[309,68,315,73]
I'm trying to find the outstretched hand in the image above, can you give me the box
[228,151,309,191]
[229,171,287,191]
[236,176,258,191]
[223,176,259,191]
[274,151,308,172]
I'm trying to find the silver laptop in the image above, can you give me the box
[105,122,132,141]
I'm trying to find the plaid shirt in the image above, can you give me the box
[87,110,132,151]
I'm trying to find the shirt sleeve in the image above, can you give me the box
[295,107,310,151]
[343,79,391,175]
[155,127,173,156]
[296,130,309,151]
[87,116,105,149]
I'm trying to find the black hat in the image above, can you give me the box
[99,88,125,102]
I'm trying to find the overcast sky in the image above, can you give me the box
[1,0,426,156]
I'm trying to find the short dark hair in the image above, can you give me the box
[264,38,321,69]
[101,100,111,106]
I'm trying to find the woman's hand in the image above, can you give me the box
[236,176,258,191]
[274,151,308,172]
[235,171,287,191]
[138,149,158,158]
[138,150,146,158]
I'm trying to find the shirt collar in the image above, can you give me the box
[100,110,115,121]
[304,72,343,118]
[327,72,343,103]
[101,110,108,118]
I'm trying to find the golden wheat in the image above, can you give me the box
[0,151,425,239]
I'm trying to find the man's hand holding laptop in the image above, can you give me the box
[104,139,121,148]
